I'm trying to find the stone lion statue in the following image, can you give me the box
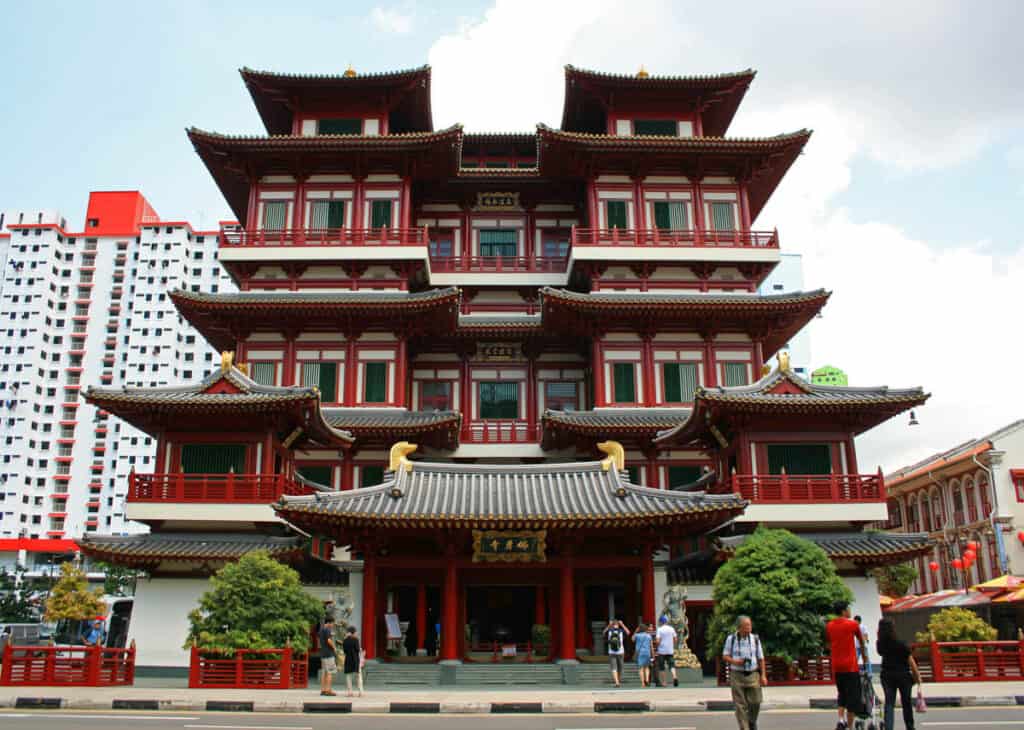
[661,584,701,669]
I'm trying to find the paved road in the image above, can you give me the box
[0,707,1021,729]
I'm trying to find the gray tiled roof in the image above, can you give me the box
[76,532,305,562]
[277,459,745,528]
[541,287,829,308]
[323,408,460,430]
[718,531,934,563]
[457,314,543,330]
[543,408,692,431]
[172,287,459,307]
[86,366,318,407]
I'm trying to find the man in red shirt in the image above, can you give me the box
[826,600,869,730]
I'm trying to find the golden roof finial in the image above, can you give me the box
[343,64,357,78]
[598,440,625,472]
[220,350,234,373]
[389,441,418,473]
[636,65,649,79]
[778,351,791,373]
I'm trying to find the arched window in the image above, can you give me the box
[887,498,903,528]
[920,493,932,532]
[978,477,993,517]
[952,483,965,524]
[965,478,978,522]
[931,488,944,527]
[907,495,919,531]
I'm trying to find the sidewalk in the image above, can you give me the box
[1,681,1021,714]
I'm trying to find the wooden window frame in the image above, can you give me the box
[1012,470,1024,503]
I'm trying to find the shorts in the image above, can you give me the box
[656,654,675,671]
[320,655,337,675]
[608,653,624,674]
[835,671,864,714]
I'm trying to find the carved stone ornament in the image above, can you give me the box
[661,584,702,669]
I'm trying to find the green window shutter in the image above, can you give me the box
[605,201,627,229]
[461,161,479,168]
[544,381,578,411]
[370,200,392,229]
[317,118,362,135]
[326,200,345,228]
[633,120,678,136]
[261,201,287,230]
[653,202,672,230]
[479,381,519,419]
[667,201,687,229]
[766,444,832,475]
[479,229,517,257]
[516,160,535,168]
[723,362,749,387]
[484,161,510,168]
[710,202,736,231]
[361,465,385,488]
[612,363,636,403]
[249,361,276,386]
[298,465,333,487]
[668,465,703,489]
[663,363,682,402]
[363,362,387,403]
[181,444,246,474]
[302,362,337,401]
[663,362,697,402]
[625,465,641,483]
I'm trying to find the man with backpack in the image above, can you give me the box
[604,618,630,687]
[722,615,766,730]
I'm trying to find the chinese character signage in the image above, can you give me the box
[472,530,547,563]
[479,342,520,361]
[474,192,520,210]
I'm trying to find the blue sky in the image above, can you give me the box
[2,0,1021,470]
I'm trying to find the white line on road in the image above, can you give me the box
[556,727,696,730]
[924,723,1024,727]
[0,714,201,721]
[184,726,313,730]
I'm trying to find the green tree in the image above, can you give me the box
[0,568,37,623]
[708,527,852,662]
[184,551,323,653]
[915,607,997,644]
[97,562,143,597]
[870,562,919,597]
[44,562,105,622]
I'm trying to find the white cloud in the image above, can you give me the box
[427,0,1024,471]
[370,6,414,35]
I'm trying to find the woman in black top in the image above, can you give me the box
[341,626,363,697]
[876,618,921,730]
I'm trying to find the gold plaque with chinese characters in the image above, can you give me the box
[479,342,520,361]
[472,530,547,563]
[474,192,520,210]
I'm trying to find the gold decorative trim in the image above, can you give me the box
[389,441,418,472]
[472,529,546,563]
[220,350,235,373]
[598,440,625,472]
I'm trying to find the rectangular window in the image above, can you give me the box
[478,229,517,257]
[297,465,332,487]
[249,361,276,386]
[668,465,703,490]
[633,119,678,136]
[544,381,578,411]
[542,233,569,259]
[625,465,641,483]
[722,362,749,387]
[301,362,338,402]
[429,233,453,258]
[310,200,345,229]
[363,362,387,403]
[766,444,832,475]
[261,201,287,231]
[1012,470,1024,502]
[370,200,393,229]
[420,381,452,410]
[605,200,628,229]
[317,118,362,135]
[612,363,636,404]
[710,201,736,231]
[180,444,246,474]
[361,464,384,488]
[479,381,519,419]
[663,362,698,403]
[652,201,688,230]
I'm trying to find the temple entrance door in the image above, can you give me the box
[465,586,536,651]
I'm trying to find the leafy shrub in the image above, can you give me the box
[44,562,105,623]
[915,607,997,644]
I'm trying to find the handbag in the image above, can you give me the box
[914,689,927,713]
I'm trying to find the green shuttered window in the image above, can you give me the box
[766,444,832,475]
[653,201,688,230]
[363,362,387,403]
[633,119,678,136]
[479,381,519,419]
[261,201,287,231]
[302,362,338,402]
[612,363,636,403]
[298,465,333,487]
[663,362,698,403]
[710,201,736,231]
[605,200,628,229]
[722,362,749,387]
[317,118,362,135]
[625,465,642,484]
[310,200,345,229]
[668,465,703,489]
[479,229,517,257]
[249,362,276,386]
[370,200,393,229]
[361,465,385,488]
[181,444,246,474]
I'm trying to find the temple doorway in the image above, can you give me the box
[466,586,536,648]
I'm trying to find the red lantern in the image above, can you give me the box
[1018,530,1024,546]
[964,549,977,563]
[928,561,939,573]
[966,540,979,552]
[952,558,963,570]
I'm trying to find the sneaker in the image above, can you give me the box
[673,677,678,687]
[835,722,847,730]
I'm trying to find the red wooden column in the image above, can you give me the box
[416,583,427,653]
[282,335,297,386]
[526,354,537,437]
[591,338,605,407]
[558,551,577,661]
[362,549,378,660]
[702,335,717,387]
[641,335,655,406]
[342,452,354,491]
[641,544,657,622]
[343,337,358,405]
[292,175,307,230]
[394,335,407,407]
[441,546,459,661]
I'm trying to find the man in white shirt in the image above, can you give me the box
[655,616,678,687]
[722,615,766,730]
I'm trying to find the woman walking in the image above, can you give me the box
[342,626,364,697]
[633,622,654,687]
[876,618,921,730]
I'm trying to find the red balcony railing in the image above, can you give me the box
[220,227,428,248]
[726,472,884,503]
[430,255,568,273]
[462,420,540,444]
[128,472,315,504]
[572,226,778,249]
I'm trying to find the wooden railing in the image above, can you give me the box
[914,640,1024,682]
[220,227,428,248]
[128,473,315,503]
[0,643,135,686]
[429,255,568,273]
[725,472,885,503]
[188,645,307,689]
[572,227,779,249]
[462,420,540,444]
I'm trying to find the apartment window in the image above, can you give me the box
[317,118,362,135]
[605,200,628,229]
[261,201,287,231]
[722,362,749,387]
[667,465,703,489]
[663,362,698,403]
[420,381,452,411]
[360,464,384,488]
[709,201,736,231]
[369,200,392,229]
[310,200,345,229]
[479,382,518,419]
[765,444,832,475]
[478,229,516,257]
[612,363,636,404]
[301,362,338,402]
[249,361,276,386]
[652,201,688,230]
[544,381,578,411]
[180,443,246,474]
[363,362,387,403]
[633,119,678,136]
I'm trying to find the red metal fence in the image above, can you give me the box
[717,656,833,686]
[572,227,778,249]
[462,421,540,444]
[188,646,308,689]
[128,473,315,503]
[726,472,884,503]
[0,643,135,686]
[220,227,428,248]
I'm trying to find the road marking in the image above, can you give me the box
[924,723,1024,727]
[184,725,313,730]
[0,714,200,721]
[556,727,695,730]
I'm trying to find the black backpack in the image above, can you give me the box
[608,629,622,652]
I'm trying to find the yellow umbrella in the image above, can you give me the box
[878,595,895,607]
[991,587,1024,603]
[971,575,1023,592]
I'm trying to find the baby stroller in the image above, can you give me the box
[852,668,883,730]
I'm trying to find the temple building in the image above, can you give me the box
[77,63,934,675]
